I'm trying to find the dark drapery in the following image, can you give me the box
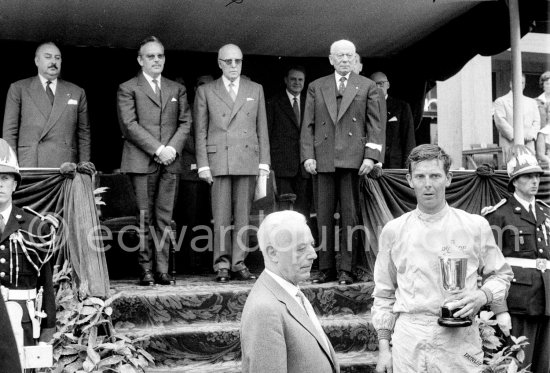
[15,165,109,297]
[360,167,550,273]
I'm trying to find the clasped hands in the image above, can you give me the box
[304,158,374,176]
[154,146,177,166]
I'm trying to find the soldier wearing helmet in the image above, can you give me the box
[483,145,550,372]
[0,138,56,369]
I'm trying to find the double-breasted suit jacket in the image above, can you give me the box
[300,72,384,171]
[0,206,55,345]
[194,78,270,176]
[3,76,90,167]
[384,96,416,169]
[117,73,192,174]
[267,91,307,178]
[241,272,339,373]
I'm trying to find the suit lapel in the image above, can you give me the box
[321,77,337,125]
[337,73,360,122]
[279,93,300,128]
[160,77,171,111]
[212,78,234,111]
[229,79,249,122]
[138,73,161,107]
[28,77,52,121]
[40,80,70,140]
[260,272,336,368]
[2,206,25,242]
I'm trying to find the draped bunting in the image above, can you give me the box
[15,163,110,298]
[359,167,550,275]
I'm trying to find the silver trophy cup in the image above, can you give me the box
[438,255,472,327]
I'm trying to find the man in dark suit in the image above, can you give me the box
[241,211,339,373]
[484,147,550,373]
[370,72,415,169]
[3,42,91,167]
[267,65,311,216]
[301,39,384,285]
[194,44,270,282]
[117,36,192,286]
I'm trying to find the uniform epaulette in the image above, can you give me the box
[481,199,507,216]
[536,199,550,209]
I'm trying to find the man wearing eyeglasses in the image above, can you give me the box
[301,39,384,285]
[370,71,415,169]
[117,36,192,286]
[194,44,270,283]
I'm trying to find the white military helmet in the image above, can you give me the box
[507,145,543,192]
[0,139,21,184]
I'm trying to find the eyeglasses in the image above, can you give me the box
[375,81,389,87]
[332,53,354,60]
[219,58,243,66]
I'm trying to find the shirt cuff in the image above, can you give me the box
[259,164,270,172]
[365,143,382,152]
[155,145,165,156]
[376,329,392,341]
[198,167,210,173]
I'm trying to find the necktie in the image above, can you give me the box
[529,204,536,220]
[296,290,328,350]
[228,82,237,102]
[0,215,5,236]
[292,97,300,124]
[338,76,347,96]
[152,79,161,101]
[46,80,54,105]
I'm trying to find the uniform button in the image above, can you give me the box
[348,132,352,136]
[0,245,4,251]
[537,228,540,231]
[0,258,5,264]
[540,249,544,253]
[0,272,4,278]
[352,117,357,122]
[519,230,523,234]
[512,278,517,282]
[538,238,542,242]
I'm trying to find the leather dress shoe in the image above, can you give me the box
[338,270,354,285]
[140,271,154,286]
[216,269,230,283]
[311,269,337,284]
[233,267,257,281]
[156,273,173,285]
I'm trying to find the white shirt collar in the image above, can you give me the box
[38,74,57,92]
[0,204,13,225]
[514,193,535,214]
[334,72,351,87]
[142,71,162,90]
[222,75,240,93]
[286,90,300,104]
[264,268,301,300]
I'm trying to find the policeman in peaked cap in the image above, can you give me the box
[0,138,56,368]
[483,145,550,372]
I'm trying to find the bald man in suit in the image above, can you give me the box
[3,42,90,167]
[194,44,270,282]
[117,36,192,286]
[241,211,339,373]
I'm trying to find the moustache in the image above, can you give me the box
[48,64,58,69]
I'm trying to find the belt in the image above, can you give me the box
[506,257,549,272]
[0,286,37,301]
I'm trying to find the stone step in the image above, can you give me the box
[145,350,378,373]
[119,313,376,366]
[111,276,374,327]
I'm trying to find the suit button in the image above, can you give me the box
[540,249,544,253]
[0,272,4,278]
[325,134,328,139]
[348,132,352,136]
[0,258,4,264]
[352,118,357,122]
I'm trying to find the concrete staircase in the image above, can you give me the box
[110,275,379,372]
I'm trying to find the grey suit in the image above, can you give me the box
[194,78,270,271]
[241,272,339,373]
[3,76,90,167]
[117,72,192,274]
